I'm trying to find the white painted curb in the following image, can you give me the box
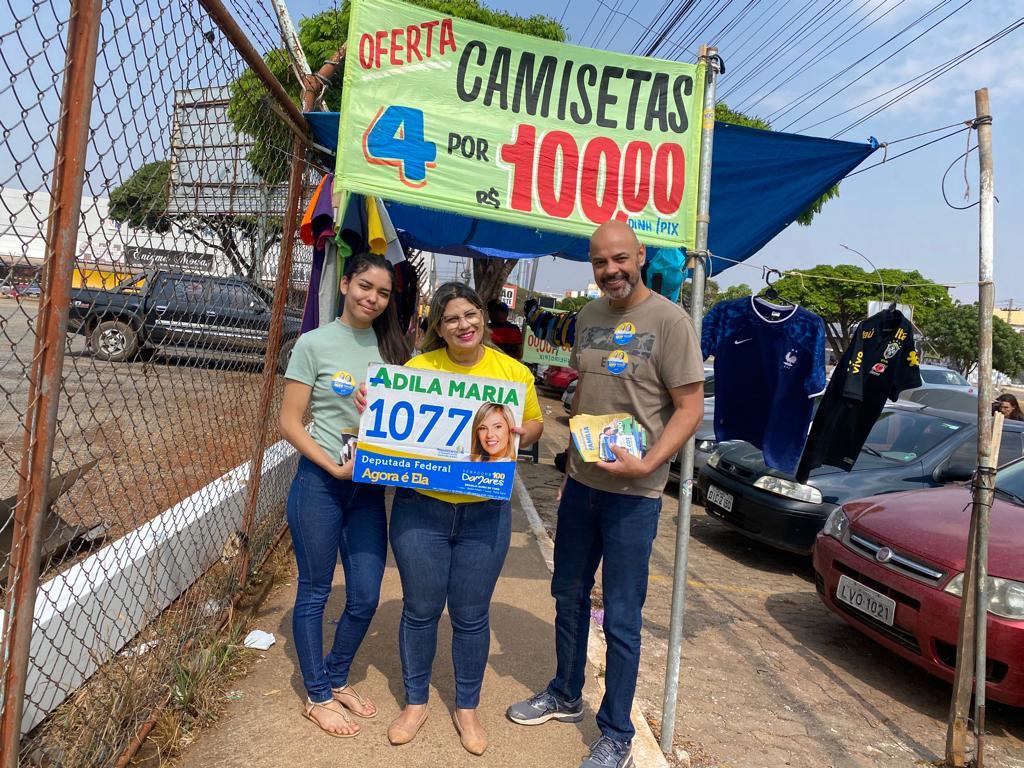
[514,474,670,768]
[2,439,299,734]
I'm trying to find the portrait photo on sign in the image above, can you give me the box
[470,402,518,462]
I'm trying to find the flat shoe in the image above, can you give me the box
[388,707,428,745]
[452,710,488,756]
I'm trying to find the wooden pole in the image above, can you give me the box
[971,86,996,768]
[943,87,995,768]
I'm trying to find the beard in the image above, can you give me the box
[601,271,639,299]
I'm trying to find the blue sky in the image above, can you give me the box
[288,0,1022,308]
[3,0,1018,310]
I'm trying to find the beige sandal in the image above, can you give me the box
[304,698,360,738]
[332,684,378,719]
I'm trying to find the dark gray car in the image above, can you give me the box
[697,402,1024,554]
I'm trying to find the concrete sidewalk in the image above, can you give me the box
[175,501,604,768]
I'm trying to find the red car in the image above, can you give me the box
[812,461,1024,707]
[542,365,578,392]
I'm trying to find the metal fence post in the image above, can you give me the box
[235,130,308,589]
[0,0,102,761]
[660,44,719,755]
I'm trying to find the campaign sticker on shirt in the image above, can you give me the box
[331,371,357,396]
[606,350,629,375]
[612,321,636,345]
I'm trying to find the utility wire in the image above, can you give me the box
[594,0,697,57]
[774,0,975,129]
[827,16,1024,137]
[711,0,829,96]
[717,0,848,96]
[728,0,901,111]
[845,125,971,178]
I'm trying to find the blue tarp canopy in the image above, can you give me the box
[306,112,874,276]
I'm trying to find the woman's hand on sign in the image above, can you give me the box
[597,444,651,479]
[354,382,368,414]
[332,457,355,481]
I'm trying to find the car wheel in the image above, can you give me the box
[276,337,297,374]
[90,320,139,362]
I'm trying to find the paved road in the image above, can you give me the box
[528,388,1024,768]
[0,296,267,548]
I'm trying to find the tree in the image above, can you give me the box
[921,304,1024,377]
[107,161,280,280]
[716,102,837,226]
[767,265,953,354]
[556,295,593,312]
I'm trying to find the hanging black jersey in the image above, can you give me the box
[796,308,922,480]
[702,297,826,474]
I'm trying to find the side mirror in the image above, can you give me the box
[250,301,266,313]
[937,461,974,483]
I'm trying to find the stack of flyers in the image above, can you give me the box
[569,413,649,463]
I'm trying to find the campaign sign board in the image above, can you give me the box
[354,364,525,499]
[335,0,706,249]
[522,326,572,366]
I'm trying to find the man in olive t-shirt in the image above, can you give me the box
[508,221,704,768]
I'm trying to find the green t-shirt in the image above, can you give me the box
[284,320,381,463]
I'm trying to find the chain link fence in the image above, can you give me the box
[0,0,329,763]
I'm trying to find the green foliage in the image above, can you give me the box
[716,102,770,130]
[704,278,752,306]
[922,304,1024,377]
[556,295,593,312]
[715,101,837,226]
[107,161,171,231]
[769,265,952,353]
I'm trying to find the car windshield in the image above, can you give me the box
[862,410,965,463]
[995,459,1024,505]
[921,368,970,386]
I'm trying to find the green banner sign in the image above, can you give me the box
[335,0,707,248]
[522,326,572,366]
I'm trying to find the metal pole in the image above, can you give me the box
[197,0,308,139]
[0,0,102,760]
[972,87,995,768]
[660,45,719,755]
[235,131,307,589]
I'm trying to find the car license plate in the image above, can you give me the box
[706,485,733,513]
[836,575,896,627]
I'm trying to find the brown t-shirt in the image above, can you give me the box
[569,292,704,498]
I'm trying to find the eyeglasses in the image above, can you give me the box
[441,309,482,328]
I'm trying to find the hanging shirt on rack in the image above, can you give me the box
[796,308,922,481]
[702,296,827,474]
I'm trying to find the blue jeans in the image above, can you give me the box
[389,487,512,709]
[286,457,387,702]
[547,476,661,742]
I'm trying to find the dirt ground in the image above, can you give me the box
[0,296,282,571]
[530,390,1024,768]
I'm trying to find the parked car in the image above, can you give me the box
[668,371,718,490]
[67,270,301,368]
[562,378,577,413]
[697,402,1024,554]
[543,365,578,392]
[812,461,1024,707]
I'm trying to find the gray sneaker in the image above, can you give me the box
[506,690,584,725]
[581,736,633,768]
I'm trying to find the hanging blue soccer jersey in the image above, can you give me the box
[702,297,826,474]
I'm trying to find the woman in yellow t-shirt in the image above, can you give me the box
[386,282,543,755]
